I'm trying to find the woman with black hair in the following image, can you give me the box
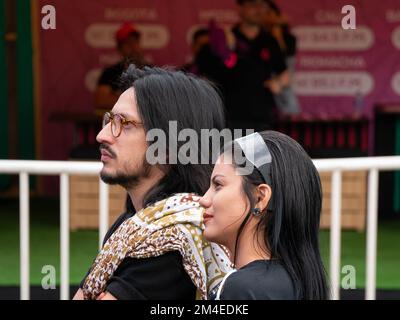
[200,131,329,299]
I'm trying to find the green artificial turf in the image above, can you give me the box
[319,221,400,289]
[0,198,399,289]
[0,198,98,286]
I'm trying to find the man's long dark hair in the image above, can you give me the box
[228,130,329,299]
[119,65,226,210]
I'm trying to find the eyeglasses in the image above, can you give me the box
[102,111,143,138]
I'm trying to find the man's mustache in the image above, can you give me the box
[99,144,117,158]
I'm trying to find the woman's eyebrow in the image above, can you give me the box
[211,174,225,182]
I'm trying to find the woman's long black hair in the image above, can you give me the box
[228,130,329,300]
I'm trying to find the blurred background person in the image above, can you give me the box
[94,22,148,113]
[182,27,209,74]
[196,0,289,132]
[264,0,301,116]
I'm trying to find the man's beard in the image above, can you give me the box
[100,158,152,189]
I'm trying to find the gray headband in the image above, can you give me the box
[234,132,272,185]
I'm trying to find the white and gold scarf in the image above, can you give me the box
[82,193,233,300]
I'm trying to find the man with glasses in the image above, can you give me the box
[73,64,229,300]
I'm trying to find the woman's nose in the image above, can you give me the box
[199,190,212,208]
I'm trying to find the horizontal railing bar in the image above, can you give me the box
[314,156,400,171]
[2,157,400,175]
[0,160,101,175]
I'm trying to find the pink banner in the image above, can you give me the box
[38,0,400,193]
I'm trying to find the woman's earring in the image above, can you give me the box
[252,207,261,216]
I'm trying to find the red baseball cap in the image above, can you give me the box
[115,22,140,43]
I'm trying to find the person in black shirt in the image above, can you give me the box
[196,0,289,132]
[215,260,296,299]
[94,23,148,112]
[200,131,329,300]
[181,28,210,74]
[263,0,301,115]
[73,65,228,300]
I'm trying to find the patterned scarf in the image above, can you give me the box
[82,193,233,300]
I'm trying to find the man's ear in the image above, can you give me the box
[256,184,272,212]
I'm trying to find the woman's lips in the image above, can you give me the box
[203,212,213,223]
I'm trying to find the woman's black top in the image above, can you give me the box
[219,260,297,300]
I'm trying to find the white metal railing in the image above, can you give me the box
[313,156,400,300]
[1,156,400,300]
[0,160,107,300]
